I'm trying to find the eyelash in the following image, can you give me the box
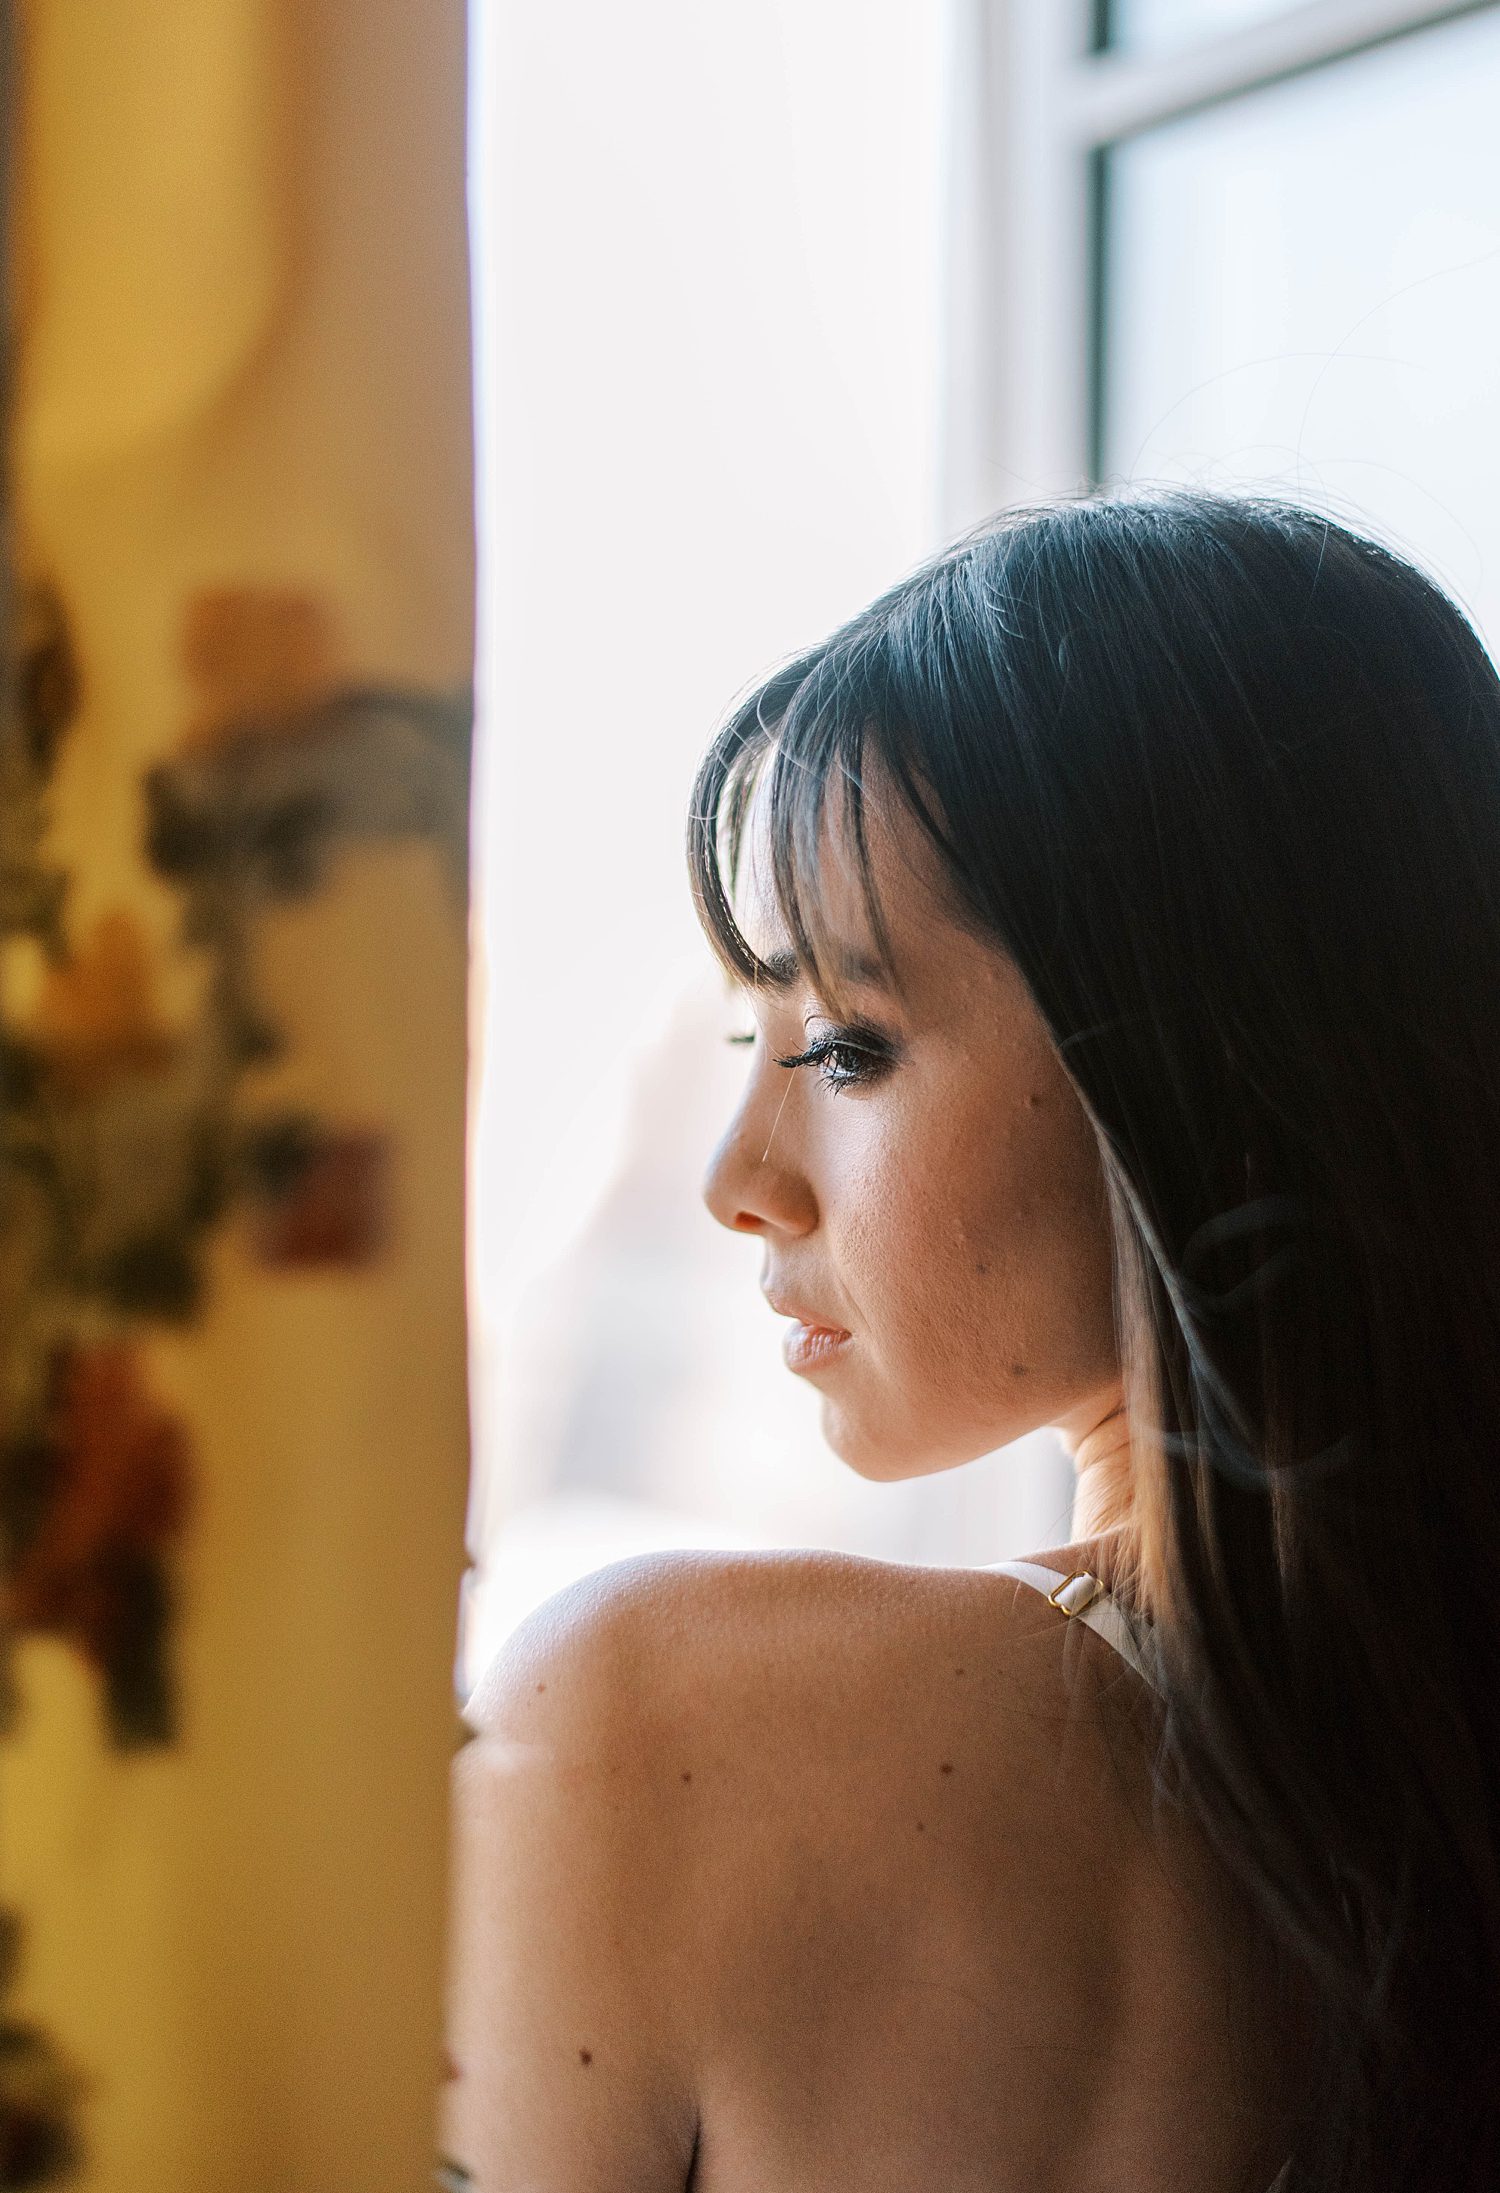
[725,1026,891,1094]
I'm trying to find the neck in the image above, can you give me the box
[1065,1398,1136,1542]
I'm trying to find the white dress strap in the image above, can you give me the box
[988,1559,1165,1698]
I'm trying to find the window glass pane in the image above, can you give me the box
[1107,0,1298,56]
[1102,8,1500,649]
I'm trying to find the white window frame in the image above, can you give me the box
[945,0,1500,532]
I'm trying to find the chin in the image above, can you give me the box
[819,1404,976,1483]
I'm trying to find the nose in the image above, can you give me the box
[701,1080,817,1239]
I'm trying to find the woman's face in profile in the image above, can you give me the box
[702,758,1122,1482]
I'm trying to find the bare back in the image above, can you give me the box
[671,1541,1302,2193]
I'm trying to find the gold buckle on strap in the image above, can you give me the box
[1046,1570,1104,1617]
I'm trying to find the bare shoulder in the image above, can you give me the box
[450,1545,1291,2192]
[461,1536,1157,1903]
[463,1538,1108,1749]
[460,1543,909,1761]
[449,1554,741,2189]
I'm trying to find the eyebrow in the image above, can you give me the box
[755,944,894,994]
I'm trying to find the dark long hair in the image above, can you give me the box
[685,488,1500,2192]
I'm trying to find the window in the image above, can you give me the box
[1103,5,1500,644]
[977,0,1500,663]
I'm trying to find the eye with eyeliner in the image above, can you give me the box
[724,1022,895,1093]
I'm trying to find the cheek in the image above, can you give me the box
[963,1083,1117,1384]
[834,1075,1110,1372]
[829,1089,1017,1340]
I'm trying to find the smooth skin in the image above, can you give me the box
[445,762,1299,2190]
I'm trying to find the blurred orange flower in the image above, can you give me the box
[5,1343,194,1667]
[29,911,175,1098]
[181,586,341,750]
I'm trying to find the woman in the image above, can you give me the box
[448,489,1500,2191]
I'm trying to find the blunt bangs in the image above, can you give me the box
[687,632,916,1018]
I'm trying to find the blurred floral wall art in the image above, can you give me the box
[0,2,475,2185]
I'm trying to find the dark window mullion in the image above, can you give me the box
[1085,146,1112,488]
[1067,0,1499,146]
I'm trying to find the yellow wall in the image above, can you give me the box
[1,3,475,2186]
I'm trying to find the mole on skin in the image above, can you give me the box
[579,2049,593,2068]
[681,1770,693,1783]
[939,1762,954,1775]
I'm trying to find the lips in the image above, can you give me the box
[781,1321,852,1375]
[762,1287,853,1376]
[761,1288,850,1339]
